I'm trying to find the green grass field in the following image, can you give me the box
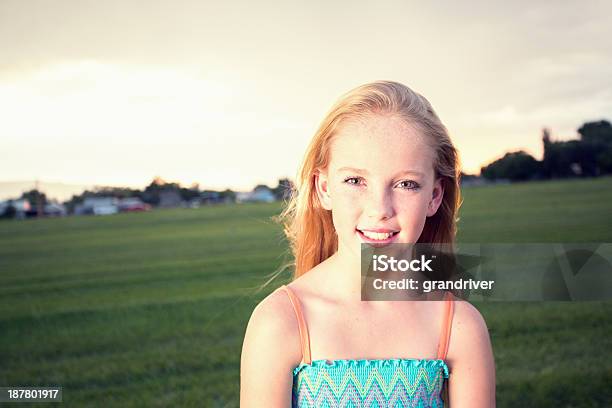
[1,177,612,407]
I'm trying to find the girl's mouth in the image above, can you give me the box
[356,229,400,246]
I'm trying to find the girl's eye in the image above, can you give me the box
[343,176,363,186]
[397,180,421,190]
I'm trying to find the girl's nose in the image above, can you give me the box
[366,188,394,220]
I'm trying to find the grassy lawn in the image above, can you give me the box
[1,176,611,407]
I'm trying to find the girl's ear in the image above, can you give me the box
[427,178,445,217]
[314,169,332,210]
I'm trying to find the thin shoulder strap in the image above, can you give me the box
[436,291,455,360]
[280,285,312,364]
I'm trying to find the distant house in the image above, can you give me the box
[236,186,276,203]
[75,197,119,215]
[235,192,250,203]
[44,202,67,217]
[159,190,182,208]
[0,199,30,219]
[200,191,229,205]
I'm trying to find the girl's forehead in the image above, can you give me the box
[335,115,428,146]
[328,115,436,173]
[340,114,416,134]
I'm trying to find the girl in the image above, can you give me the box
[240,81,496,407]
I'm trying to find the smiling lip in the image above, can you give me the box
[356,228,400,246]
[358,228,399,233]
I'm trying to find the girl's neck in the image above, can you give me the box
[323,244,421,304]
[324,246,364,303]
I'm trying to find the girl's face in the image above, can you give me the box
[315,114,444,257]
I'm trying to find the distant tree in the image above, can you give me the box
[253,184,271,192]
[459,172,479,181]
[597,146,612,174]
[219,189,236,202]
[543,123,610,178]
[20,189,47,211]
[63,194,82,214]
[178,185,201,202]
[542,127,562,178]
[151,176,166,186]
[90,186,142,199]
[142,177,181,205]
[0,200,16,219]
[272,178,294,200]
[481,150,542,181]
[578,120,612,145]
[578,120,612,174]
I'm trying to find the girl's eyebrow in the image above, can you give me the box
[337,166,425,177]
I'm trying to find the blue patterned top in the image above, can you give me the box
[292,358,449,407]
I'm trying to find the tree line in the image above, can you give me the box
[480,120,612,181]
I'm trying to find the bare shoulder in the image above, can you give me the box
[449,298,491,347]
[242,285,303,365]
[240,285,303,406]
[446,298,496,407]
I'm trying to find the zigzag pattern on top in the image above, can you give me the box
[292,359,448,408]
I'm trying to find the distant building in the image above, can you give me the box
[0,199,30,219]
[200,191,230,205]
[201,191,218,205]
[44,202,67,217]
[158,190,182,208]
[75,197,119,215]
[236,186,276,203]
[235,192,250,203]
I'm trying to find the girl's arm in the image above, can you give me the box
[240,289,302,407]
[447,300,496,407]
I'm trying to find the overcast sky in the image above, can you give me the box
[1,0,611,191]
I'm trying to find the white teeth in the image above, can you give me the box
[360,230,395,240]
